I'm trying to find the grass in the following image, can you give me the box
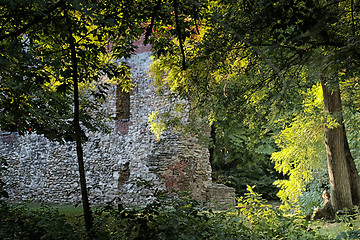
[20,202,85,224]
[23,202,83,214]
[312,218,360,239]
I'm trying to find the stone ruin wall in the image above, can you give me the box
[0,43,235,208]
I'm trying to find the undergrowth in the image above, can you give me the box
[0,186,337,239]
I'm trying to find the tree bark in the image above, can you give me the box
[343,121,360,206]
[320,75,359,212]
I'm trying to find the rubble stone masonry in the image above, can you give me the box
[0,43,235,208]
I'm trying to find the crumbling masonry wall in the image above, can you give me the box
[0,44,235,207]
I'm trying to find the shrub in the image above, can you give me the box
[90,187,327,239]
[91,193,250,240]
[237,185,327,240]
[0,202,77,240]
[298,187,324,216]
[0,188,330,239]
[299,169,330,216]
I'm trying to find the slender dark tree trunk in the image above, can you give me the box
[68,20,93,235]
[320,75,360,213]
[209,125,216,164]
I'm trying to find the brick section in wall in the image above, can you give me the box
[133,35,151,54]
[164,157,195,191]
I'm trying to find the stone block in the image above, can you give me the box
[206,183,236,210]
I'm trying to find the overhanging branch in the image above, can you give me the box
[174,0,187,70]
[0,0,65,41]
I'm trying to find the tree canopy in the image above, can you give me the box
[149,0,360,215]
[0,0,148,140]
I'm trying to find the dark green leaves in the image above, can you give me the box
[0,0,151,141]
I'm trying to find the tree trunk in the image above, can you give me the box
[68,21,93,235]
[320,75,360,213]
[343,121,360,206]
[209,125,216,164]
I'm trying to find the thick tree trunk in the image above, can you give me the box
[343,122,360,206]
[320,76,360,213]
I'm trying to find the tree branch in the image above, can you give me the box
[173,0,186,70]
[144,0,161,45]
[0,0,65,41]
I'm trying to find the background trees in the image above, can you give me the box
[149,0,360,216]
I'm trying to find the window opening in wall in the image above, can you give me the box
[115,85,130,135]
[116,85,130,121]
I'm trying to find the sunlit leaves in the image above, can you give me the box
[148,111,166,140]
[271,84,326,208]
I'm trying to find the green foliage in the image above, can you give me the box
[0,202,77,240]
[90,187,329,239]
[0,188,332,239]
[0,0,148,140]
[341,78,360,169]
[210,119,281,199]
[336,230,360,240]
[237,185,324,240]
[298,177,327,216]
[89,193,247,240]
[97,188,323,239]
[148,111,167,140]
[149,0,360,212]
[272,84,326,209]
[332,207,360,239]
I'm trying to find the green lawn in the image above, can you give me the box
[20,202,85,225]
[23,202,83,215]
